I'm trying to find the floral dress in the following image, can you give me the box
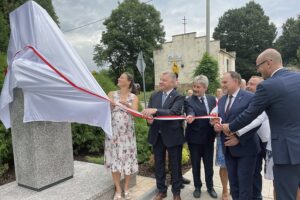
[104,91,138,175]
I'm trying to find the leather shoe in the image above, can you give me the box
[153,192,167,200]
[173,194,181,200]
[180,184,185,189]
[193,188,201,198]
[182,177,191,184]
[207,188,218,198]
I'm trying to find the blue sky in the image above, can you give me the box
[52,0,300,71]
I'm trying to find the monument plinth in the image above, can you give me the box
[10,89,74,191]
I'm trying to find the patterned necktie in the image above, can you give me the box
[225,95,233,114]
[162,92,167,106]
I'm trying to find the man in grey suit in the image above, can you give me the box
[223,48,300,200]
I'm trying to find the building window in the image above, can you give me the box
[226,59,229,71]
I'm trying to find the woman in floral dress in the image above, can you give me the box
[105,72,139,200]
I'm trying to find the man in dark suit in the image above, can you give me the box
[223,48,300,200]
[184,75,217,199]
[142,71,185,200]
[214,71,261,200]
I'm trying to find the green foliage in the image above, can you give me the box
[72,123,105,155]
[0,13,9,53]
[93,69,117,94]
[93,0,165,90]
[137,90,153,105]
[134,117,151,163]
[0,0,59,53]
[85,156,104,165]
[0,125,12,169]
[213,1,276,80]
[194,53,220,94]
[0,53,7,89]
[0,163,9,177]
[181,146,190,165]
[0,54,11,171]
[275,16,300,65]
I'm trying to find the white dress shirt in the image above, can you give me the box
[236,111,270,143]
[224,89,240,113]
[199,95,210,115]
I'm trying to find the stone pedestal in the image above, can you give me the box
[0,161,136,200]
[10,89,74,191]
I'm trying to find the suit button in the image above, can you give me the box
[158,130,162,134]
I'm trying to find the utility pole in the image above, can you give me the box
[182,16,187,34]
[206,0,210,54]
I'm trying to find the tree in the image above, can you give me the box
[275,16,300,66]
[0,13,9,53]
[93,0,165,90]
[194,53,219,94]
[213,1,276,80]
[0,0,59,53]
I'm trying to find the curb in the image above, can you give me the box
[137,186,157,200]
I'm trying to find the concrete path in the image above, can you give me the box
[131,163,275,200]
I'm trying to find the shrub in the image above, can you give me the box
[85,156,104,165]
[0,124,12,170]
[181,146,190,165]
[135,117,151,163]
[194,52,220,94]
[71,124,105,155]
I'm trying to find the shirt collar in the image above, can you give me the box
[271,67,283,77]
[198,94,206,100]
[230,88,240,99]
[164,88,174,96]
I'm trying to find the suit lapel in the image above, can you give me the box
[162,89,175,108]
[228,90,244,115]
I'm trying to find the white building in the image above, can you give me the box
[153,32,236,91]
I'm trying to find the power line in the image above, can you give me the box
[62,0,153,33]
[63,18,106,33]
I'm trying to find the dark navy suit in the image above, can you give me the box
[147,89,185,195]
[184,94,216,189]
[218,89,260,200]
[229,68,300,200]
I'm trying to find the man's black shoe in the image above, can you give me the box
[182,177,191,184]
[193,188,201,198]
[180,184,185,189]
[207,188,218,198]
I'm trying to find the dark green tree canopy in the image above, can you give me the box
[275,16,300,66]
[0,0,59,53]
[194,53,219,94]
[93,0,165,89]
[213,1,276,80]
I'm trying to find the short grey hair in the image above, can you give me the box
[161,71,177,81]
[227,71,241,84]
[193,75,209,88]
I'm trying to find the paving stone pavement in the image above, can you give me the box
[131,162,275,200]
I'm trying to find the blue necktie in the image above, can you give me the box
[162,92,167,107]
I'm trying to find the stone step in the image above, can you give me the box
[0,161,135,200]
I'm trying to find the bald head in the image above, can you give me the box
[258,48,282,65]
[256,48,283,79]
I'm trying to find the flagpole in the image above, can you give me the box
[142,69,147,108]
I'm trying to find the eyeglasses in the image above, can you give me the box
[256,59,272,69]
[255,60,268,69]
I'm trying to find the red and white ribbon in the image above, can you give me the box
[12,46,221,122]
